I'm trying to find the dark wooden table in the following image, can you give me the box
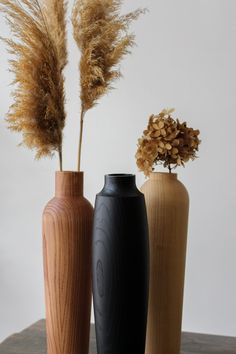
[0,320,235,354]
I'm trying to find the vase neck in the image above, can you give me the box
[100,174,139,196]
[55,172,83,197]
[150,172,178,181]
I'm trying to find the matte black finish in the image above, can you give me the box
[92,174,149,354]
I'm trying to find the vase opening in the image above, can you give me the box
[107,173,134,177]
[105,174,135,185]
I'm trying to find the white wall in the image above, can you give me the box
[0,0,236,342]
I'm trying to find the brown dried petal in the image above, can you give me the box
[153,130,161,138]
[161,128,166,136]
[171,147,178,154]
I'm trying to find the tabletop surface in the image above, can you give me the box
[0,320,236,354]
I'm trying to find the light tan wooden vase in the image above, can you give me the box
[43,172,93,354]
[141,172,189,354]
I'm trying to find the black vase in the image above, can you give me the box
[92,174,149,354]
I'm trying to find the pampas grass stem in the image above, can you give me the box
[78,109,85,171]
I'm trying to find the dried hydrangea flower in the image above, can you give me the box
[136,109,201,176]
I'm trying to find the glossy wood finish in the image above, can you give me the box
[1,320,236,354]
[93,174,149,354]
[43,172,93,354]
[141,172,189,354]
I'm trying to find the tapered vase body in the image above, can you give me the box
[43,172,93,354]
[93,174,149,354]
[142,172,189,354]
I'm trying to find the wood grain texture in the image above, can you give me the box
[1,321,236,354]
[141,172,189,354]
[43,172,93,354]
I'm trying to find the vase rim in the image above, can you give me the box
[56,171,84,175]
[106,173,134,178]
[150,172,177,179]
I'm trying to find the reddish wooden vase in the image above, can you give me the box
[42,171,93,354]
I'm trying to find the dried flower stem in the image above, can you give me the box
[78,109,85,171]
[59,149,63,171]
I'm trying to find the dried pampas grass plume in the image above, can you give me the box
[43,0,68,71]
[0,0,68,170]
[72,0,144,111]
[72,0,145,170]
